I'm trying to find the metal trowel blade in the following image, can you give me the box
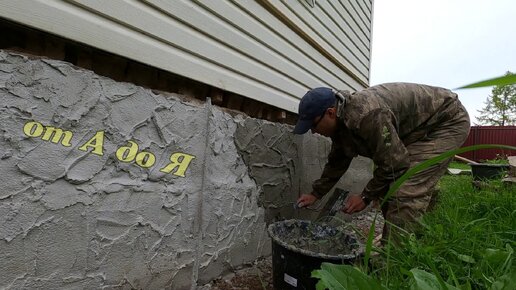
[328,188,349,216]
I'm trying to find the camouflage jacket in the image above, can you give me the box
[312,82,465,200]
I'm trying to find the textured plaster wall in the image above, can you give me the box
[0,51,372,289]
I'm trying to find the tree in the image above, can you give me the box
[476,71,516,126]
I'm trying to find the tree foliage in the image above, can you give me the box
[476,71,516,126]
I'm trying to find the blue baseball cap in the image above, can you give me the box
[293,87,336,134]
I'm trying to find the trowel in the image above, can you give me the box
[315,187,349,220]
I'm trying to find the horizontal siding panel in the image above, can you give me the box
[335,0,371,42]
[268,0,369,82]
[342,0,371,34]
[355,0,372,22]
[316,0,370,53]
[222,0,364,90]
[146,0,360,90]
[360,0,373,14]
[298,0,371,61]
[0,0,299,112]
[70,0,307,98]
[0,0,373,113]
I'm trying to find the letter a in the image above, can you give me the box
[79,131,105,156]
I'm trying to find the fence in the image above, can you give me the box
[460,126,516,162]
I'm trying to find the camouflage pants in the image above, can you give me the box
[381,101,470,242]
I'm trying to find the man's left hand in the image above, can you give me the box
[342,194,367,214]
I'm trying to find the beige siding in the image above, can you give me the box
[262,0,369,82]
[0,0,373,113]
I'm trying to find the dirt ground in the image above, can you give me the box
[199,206,384,290]
[198,257,274,290]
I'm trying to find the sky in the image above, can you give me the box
[369,0,516,124]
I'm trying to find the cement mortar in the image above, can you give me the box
[268,219,362,259]
[0,50,372,289]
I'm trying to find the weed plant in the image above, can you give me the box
[371,175,515,289]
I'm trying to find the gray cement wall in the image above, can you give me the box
[0,51,372,289]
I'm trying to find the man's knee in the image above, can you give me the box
[381,197,429,242]
[426,188,440,212]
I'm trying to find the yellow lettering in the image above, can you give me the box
[116,141,138,162]
[21,121,198,177]
[160,152,196,177]
[23,121,44,137]
[79,131,105,156]
[135,151,156,168]
[41,126,73,147]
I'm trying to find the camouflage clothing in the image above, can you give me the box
[312,83,470,236]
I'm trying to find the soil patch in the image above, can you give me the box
[200,257,273,290]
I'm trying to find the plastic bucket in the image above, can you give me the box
[267,219,362,290]
[470,163,510,180]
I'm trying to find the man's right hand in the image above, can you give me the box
[296,193,318,208]
[342,194,367,214]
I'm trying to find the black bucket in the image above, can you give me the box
[470,163,510,180]
[267,219,362,290]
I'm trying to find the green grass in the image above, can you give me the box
[313,146,516,289]
[449,161,471,170]
[312,174,516,290]
[484,158,510,165]
[371,175,516,289]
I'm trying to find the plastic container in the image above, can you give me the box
[469,163,510,180]
[267,219,362,290]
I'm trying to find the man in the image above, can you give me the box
[293,83,470,240]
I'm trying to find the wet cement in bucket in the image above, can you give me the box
[268,219,363,260]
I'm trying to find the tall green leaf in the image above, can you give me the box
[457,74,516,89]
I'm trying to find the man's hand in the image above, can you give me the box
[296,193,318,208]
[342,194,367,214]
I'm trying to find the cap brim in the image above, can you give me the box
[292,119,313,134]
